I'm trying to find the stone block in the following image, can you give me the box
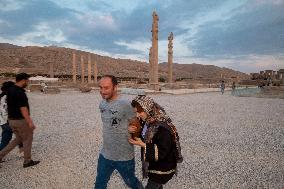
[79,86,92,93]
[29,84,42,92]
[45,87,60,94]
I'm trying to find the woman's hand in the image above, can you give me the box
[128,124,137,133]
[128,137,146,148]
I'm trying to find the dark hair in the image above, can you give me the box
[131,100,144,113]
[101,75,118,86]
[16,73,30,82]
[0,81,15,99]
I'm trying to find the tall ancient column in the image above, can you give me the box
[81,55,85,83]
[49,62,54,78]
[14,58,20,74]
[151,11,159,90]
[168,32,173,84]
[88,54,92,83]
[149,47,153,83]
[15,57,20,65]
[93,57,98,84]
[72,52,76,84]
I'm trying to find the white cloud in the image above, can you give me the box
[253,0,284,6]
[0,19,11,27]
[177,1,245,42]
[158,33,194,63]
[0,22,66,46]
[60,42,112,56]
[114,39,150,52]
[0,0,26,12]
[20,22,66,43]
[114,33,194,63]
[50,0,143,14]
[76,13,118,31]
[96,0,143,13]
[0,36,45,47]
[49,0,89,12]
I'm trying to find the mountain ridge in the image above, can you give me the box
[0,43,249,80]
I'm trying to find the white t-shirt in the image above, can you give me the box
[0,95,8,125]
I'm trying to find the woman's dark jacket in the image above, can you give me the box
[141,122,177,184]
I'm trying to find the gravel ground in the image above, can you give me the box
[1,90,284,189]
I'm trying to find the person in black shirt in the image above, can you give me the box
[0,73,40,168]
[0,81,23,151]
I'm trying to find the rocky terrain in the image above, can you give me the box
[0,43,249,81]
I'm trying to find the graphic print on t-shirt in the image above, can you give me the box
[110,109,121,128]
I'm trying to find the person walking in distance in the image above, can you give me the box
[220,81,225,95]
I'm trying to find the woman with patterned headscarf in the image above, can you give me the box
[128,95,182,189]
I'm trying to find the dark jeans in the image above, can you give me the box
[94,154,143,189]
[0,123,13,151]
[0,122,23,151]
[145,180,163,189]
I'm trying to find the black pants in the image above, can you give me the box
[145,180,163,189]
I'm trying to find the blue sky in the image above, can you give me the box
[0,0,283,73]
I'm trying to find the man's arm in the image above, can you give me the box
[20,107,35,130]
[125,101,135,119]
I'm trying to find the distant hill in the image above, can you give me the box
[0,43,249,80]
[0,43,22,49]
[159,62,247,80]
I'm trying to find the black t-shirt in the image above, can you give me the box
[7,85,29,119]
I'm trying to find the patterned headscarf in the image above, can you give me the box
[132,95,179,144]
[132,95,172,125]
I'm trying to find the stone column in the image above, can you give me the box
[72,52,76,84]
[151,11,159,90]
[15,57,20,65]
[49,62,54,78]
[149,47,153,83]
[81,55,85,83]
[93,57,98,84]
[14,58,20,74]
[88,54,92,83]
[168,32,173,84]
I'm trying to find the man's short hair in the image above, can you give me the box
[101,75,118,86]
[16,73,30,82]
